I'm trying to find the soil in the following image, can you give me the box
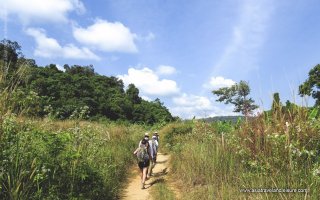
[121,153,171,200]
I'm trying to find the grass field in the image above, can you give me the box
[161,107,320,199]
[0,116,147,199]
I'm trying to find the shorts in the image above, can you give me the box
[138,160,150,170]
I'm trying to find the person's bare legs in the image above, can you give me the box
[148,160,153,176]
[146,167,149,179]
[141,167,148,189]
[140,168,143,181]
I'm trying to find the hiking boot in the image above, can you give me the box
[141,183,145,189]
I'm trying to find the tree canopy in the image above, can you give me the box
[1,40,174,124]
[212,80,258,116]
[299,64,320,106]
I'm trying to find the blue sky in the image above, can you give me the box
[1,0,319,118]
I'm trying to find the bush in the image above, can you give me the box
[161,122,193,150]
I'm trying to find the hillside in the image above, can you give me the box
[1,40,173,125]
[200,116,244,123]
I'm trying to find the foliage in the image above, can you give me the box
[299,64,320,106]
[212,80,258,116]
[271,92,282,113]
[0,116,144,199]
[0,39,22,78]
[161,122,193,151]
[162,105,320,199]
[0,40,173,125]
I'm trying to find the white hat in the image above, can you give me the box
[144,132,150,137]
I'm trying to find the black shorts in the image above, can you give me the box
[138,160,150,170]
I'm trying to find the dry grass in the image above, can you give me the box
[161,108,320,199]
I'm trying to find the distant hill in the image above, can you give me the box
[200,116,245,123]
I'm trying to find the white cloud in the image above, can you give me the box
[136,32,155,42]
[141,96,152,101]
[0,0,85,24]
[212,0,274,76]
[171,94,212,118]
[26,28,99,60]
[173,93,212,109]
[170,94,236,119]
[156,65,177,75]
[117,67,180,96]
[73,19,138,53]
[203,76,236,89]
[56,64,66,72]
[144,32,155,41]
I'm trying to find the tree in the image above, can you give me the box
[270,92,283,120]
[126,84,141,104]
[0,40,21,83]
[0,39,22,65]
[1,40,174,124]
[299,64,320,106]
[212,80,258,116]
[271,92,282,112]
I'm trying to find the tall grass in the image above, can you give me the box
[162,107,320,199]
[0,58,30,116]
[0,116,144,199]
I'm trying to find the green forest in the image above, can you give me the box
[1,39,174,125]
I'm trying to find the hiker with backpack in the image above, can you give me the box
[133,138,151,189]
[138,133,159,176]
[138,133,157,176]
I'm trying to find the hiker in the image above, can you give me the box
[152,134,159,163]
[133,139,151,189]
[138,132,151,147]
[138,133,154,177]
[148,135,158,176]
[154,131,159,143]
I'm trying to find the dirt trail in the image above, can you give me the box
[122,153,170,200]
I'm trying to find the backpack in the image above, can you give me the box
[136,147,149,162]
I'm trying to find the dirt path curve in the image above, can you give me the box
[122,153,170,200]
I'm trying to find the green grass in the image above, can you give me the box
[151,180,176,200]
